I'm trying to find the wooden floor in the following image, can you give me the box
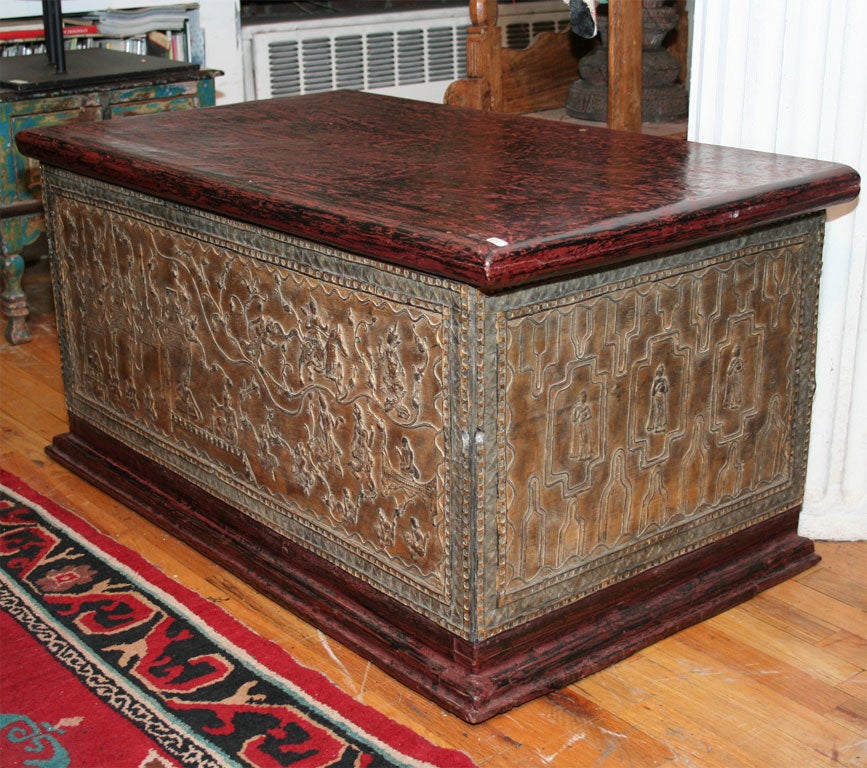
[2,259,865,767]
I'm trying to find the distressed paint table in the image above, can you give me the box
[16,91,860,722]
[1,48,220,344]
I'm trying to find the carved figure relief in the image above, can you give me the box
[545,347,607,496]
[711,315,765,444]
[404,517,430,560]
[570,390,594,460]
[723,346,744,410]
[397,436,421,480]
[646,364,670,434]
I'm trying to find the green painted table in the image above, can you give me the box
[1,48,220,344]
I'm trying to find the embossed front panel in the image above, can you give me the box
[45,170,472,634]
[487,220,822,635]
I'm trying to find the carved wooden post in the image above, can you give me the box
[445,0,503,111]
[608,1,643,130]
[0,235,31,344]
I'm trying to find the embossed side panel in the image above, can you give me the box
[486,218,823,636]
[44,169,473,635]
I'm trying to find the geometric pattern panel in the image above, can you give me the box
[496,232,816,632]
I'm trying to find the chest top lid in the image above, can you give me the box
[16,90,859,292]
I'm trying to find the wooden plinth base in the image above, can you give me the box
[47,422,820,723]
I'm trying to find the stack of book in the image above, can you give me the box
[0,4,197,62]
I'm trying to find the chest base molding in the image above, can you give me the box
[47,420,818,723]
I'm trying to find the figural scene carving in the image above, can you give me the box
[50,188,455,612]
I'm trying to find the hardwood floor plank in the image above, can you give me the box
[764,577,867,638]
[531,690,674,766]
[838,670,867,701]
[739,591,844,644]
[652,634,862,760]
[617,696,778,768]
[673,623,854,716]
[620,668,848,768]
[707,606,861,687]
[1,362,67,423]
[2,401,68,454]
[827,683,867,739]
[799,548,867,611]
[573,653,671,713]
[819,629,867,668]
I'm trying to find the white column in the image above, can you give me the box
[688,0,866,539]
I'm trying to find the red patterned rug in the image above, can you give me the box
[0,471,476,768]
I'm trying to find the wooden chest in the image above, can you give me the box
[16,91,860,722]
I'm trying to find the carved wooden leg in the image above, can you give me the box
[1,248,31,345]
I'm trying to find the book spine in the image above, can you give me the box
[0,25,99,42]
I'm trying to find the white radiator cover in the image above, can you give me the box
[689,0,867,539]
[242,1,571,103]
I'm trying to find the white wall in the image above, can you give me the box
[689,0,866,539]
[3,0,244,103]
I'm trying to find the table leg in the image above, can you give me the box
[2,249,31,345]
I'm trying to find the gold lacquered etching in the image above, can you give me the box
[494,234,818,631]
[47,175,464,625]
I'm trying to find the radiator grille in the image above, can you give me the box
[267,25,468,97]
[246,3,571,101]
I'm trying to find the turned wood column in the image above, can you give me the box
[608,1,643,131]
